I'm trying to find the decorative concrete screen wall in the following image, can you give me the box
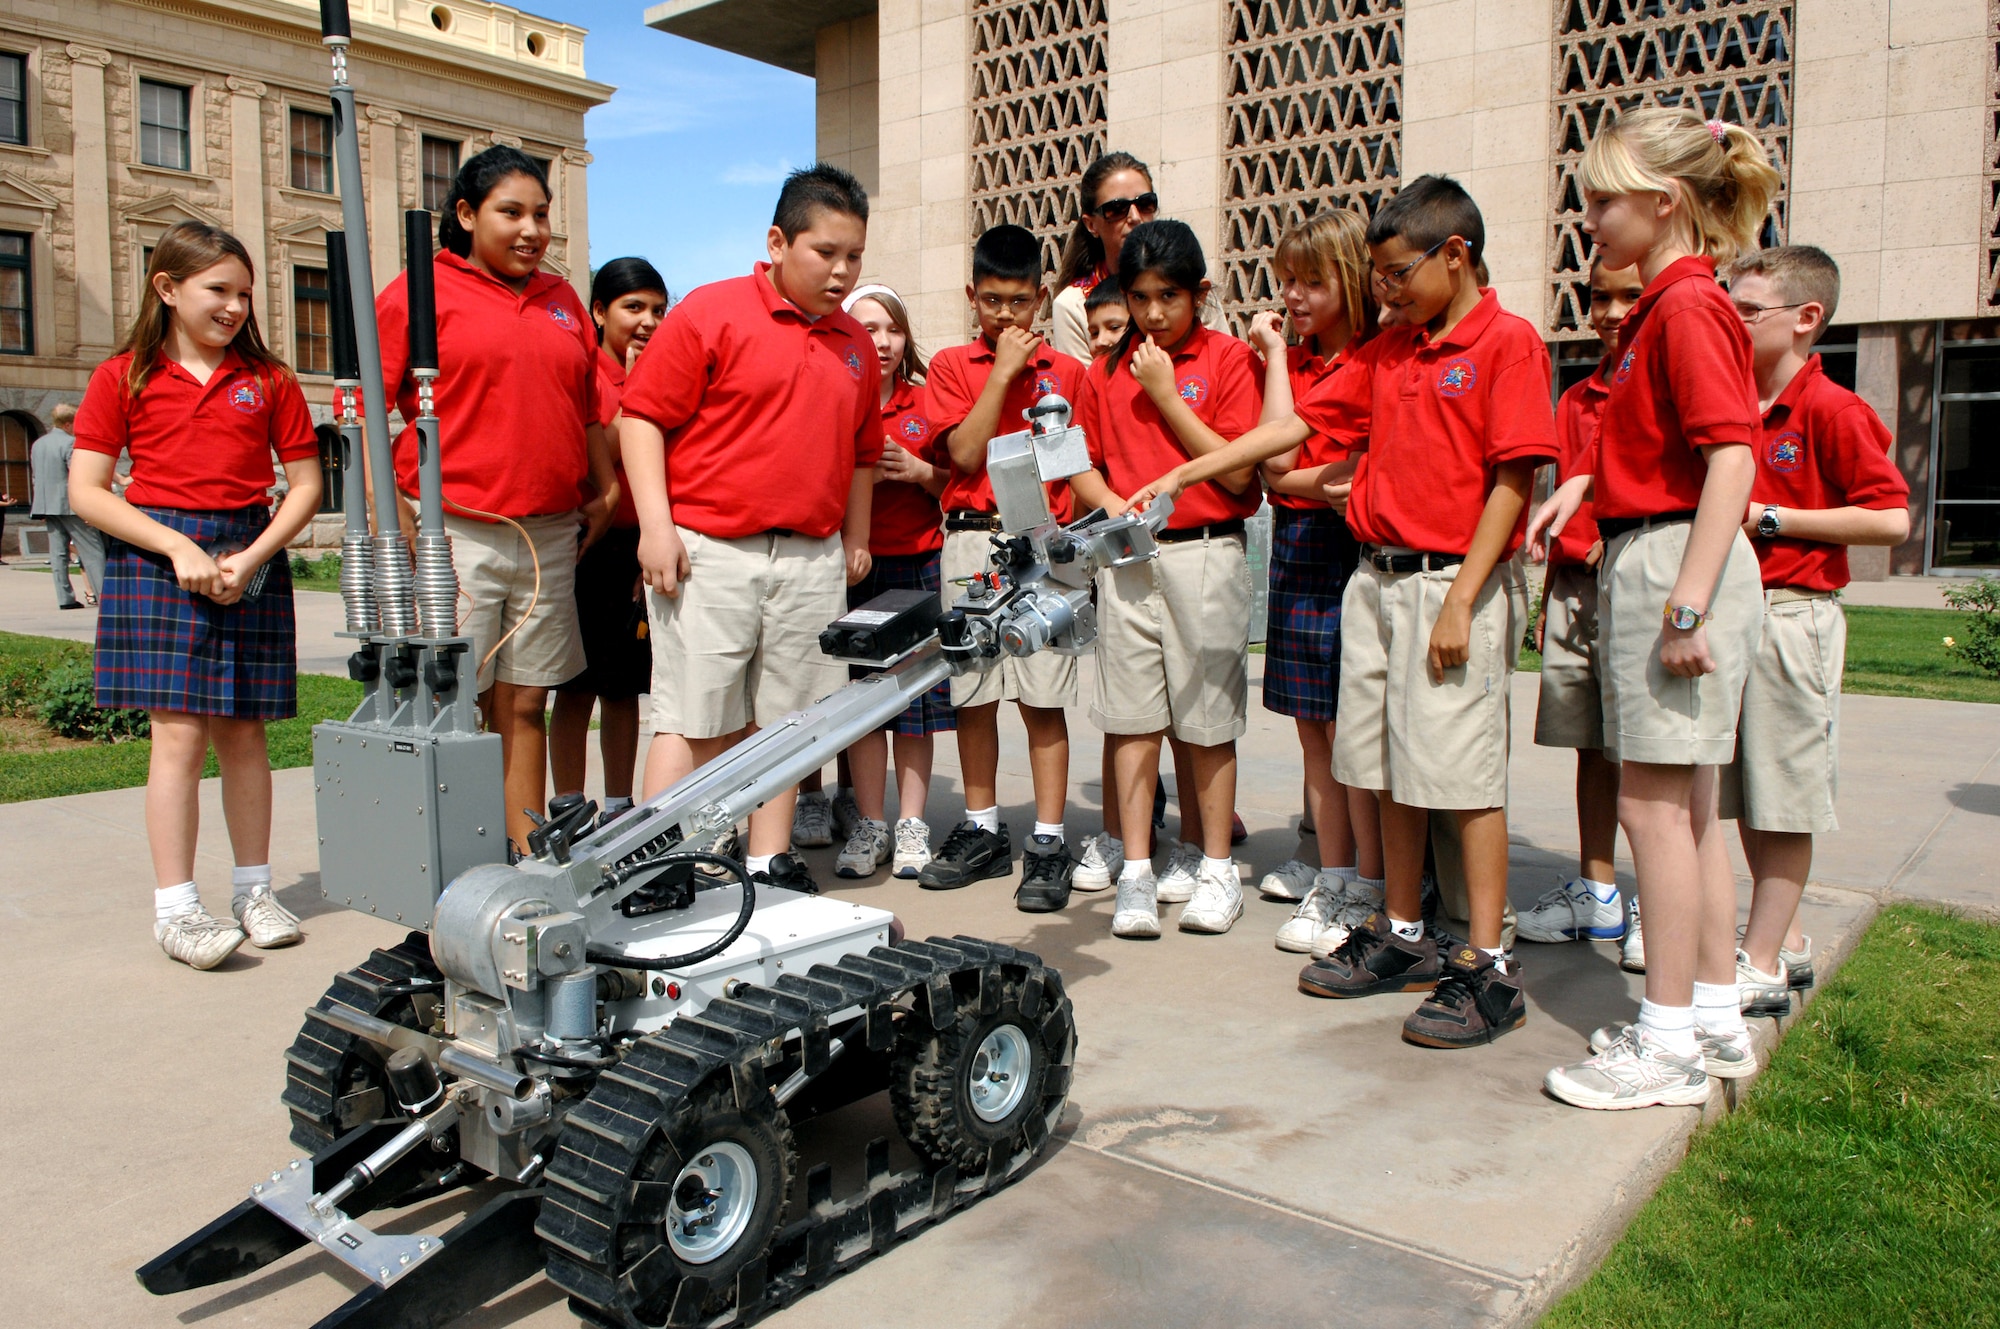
[1219,0,1404,334]
[1548,0,1794,336]
[967,0,1111,312]
[1987,0,1999,306]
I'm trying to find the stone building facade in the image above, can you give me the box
[652,0,2000,577]
[0,0,610,545]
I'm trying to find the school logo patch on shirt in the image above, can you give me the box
[1177,375,1210,406]
[898,413,931,443]
[228,382,263,413]
[845,346,865,380]
[1614,349,1636,384]
[1033,372,1061,398]
[1767,430,1805,474]
[547,304,578,330]
[1437,358,1478,398]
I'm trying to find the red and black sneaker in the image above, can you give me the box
[1298,914,1442,998]
[1402,945,1526,1048]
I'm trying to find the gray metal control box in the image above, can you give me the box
[312,720,506,929]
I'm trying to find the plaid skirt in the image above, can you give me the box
[1263,505,1359,721]
[851,549,955,736]
[96,506,298,719]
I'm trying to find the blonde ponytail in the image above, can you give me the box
[1579,105,1782,267]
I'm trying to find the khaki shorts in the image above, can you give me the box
[1332,556,1528,810]
[1535,561,1607,750]
[942,527,1077,710]
[447,510,586,694]
[647,527,846,739]
[1719,591,1844,832]
[1599,521,1763,767]
[1090,531,1251,745]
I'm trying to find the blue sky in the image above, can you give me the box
[536,1,817,299]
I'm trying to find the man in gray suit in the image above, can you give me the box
[30,403,106,609]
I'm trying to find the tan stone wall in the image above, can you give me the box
[1788,0,1991,322]
[817,13,881,199]
[871,0,970,354]
[1103,0,1224,280]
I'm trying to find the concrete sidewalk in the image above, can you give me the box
[0,648,1993,1326]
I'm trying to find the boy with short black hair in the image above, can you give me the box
[1722,244,1908,1015]
[922,223,1090,910]
[620,163,882,893]
[1084,278,1128,359]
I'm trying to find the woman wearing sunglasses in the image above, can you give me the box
[1051,151,1160,361]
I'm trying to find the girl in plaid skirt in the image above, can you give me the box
[69,221,325,970]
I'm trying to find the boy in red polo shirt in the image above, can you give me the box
[920,224,1089,909]
[1140,178,1556,1044]
[619,165,881,892]
[1722,246,1909,1015]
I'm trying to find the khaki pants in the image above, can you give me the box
[1720,591,1844,833]
[448,510,586,693]
[1090,531,1251,745]
[942,528,1077,709]
[1535,562,1606,750]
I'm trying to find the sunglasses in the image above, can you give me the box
[1092,192,1159,223]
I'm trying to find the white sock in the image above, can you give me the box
[1478,944,1509,974]
[1638,999,1699,1057]
[1327,864,1358,882]
[231,864,271,901]
[156,881,200,921]
[1354,874,1385,895]
[1117,858,1152,883]
[1200,854,1232,878]
[1582,877,1618,903]
[967,806,1001,833]
[1033,820,1065,842]
[1387,914,1423,942]
[604,796,634,815]
[1693,981,1746,1034]
[746,854,775,875]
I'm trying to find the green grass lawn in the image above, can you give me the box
[1543,904,2000,1329]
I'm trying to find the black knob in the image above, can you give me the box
[937,610,969,648]
[346,649,379,683]
[423,652,458,695]
[818,628,844,656]
[383,647,418,689]
[385,1046,440,1113]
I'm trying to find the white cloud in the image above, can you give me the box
[719,159,794,186]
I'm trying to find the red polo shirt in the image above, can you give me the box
[376,250,599,519]
[1077,325,1266,529]
[596,345,640,528]
[75,349,317,510]
[925,336,1086,521]
[1593,256,1759,519]
[1550,370,1608,567]
[620,265,881,541]
[872,378,946,557]
[1750,355,1908,591]
[1295,290,1556,555]
[1272,343,1351,511]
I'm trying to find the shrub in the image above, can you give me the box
[1941,577,2000,679]
[33,660,150,742]
[292,550,343,584]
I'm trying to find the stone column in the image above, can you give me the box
[364,106,403,289]
[65,45,115,353]
[1105,0,1226,270]
[226,78,270,312]
[562,147,592,307]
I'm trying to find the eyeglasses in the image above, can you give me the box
[1371,237,1452,293]
[1092,192,1159,223]
[976,293,1040,314]
[1731,299,1806,323]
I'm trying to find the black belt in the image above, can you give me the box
[944,509,1001,532]
[1157,519,1246,544]
[758,527,802,540]
[1597,510,1697,541]
[1363,545,1463,573]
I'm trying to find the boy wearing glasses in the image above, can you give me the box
[1720,246,1908,1017]
[921,224,1090,908]
[1134,176,1556,1047]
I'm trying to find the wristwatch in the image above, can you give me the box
[1664,603,1707,631]
[1756,505,1782,538]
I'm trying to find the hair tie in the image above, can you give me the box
[1706,119,1728,144]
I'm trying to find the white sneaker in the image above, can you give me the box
[1274,878,1341,952]
[1111,873,1161,939]
[1179,861,1244,934]
[1546,1026,1710,1110]
[1072,832,1123,892]
[1736,951,1792,1018]
[695,823,741,878]
[830,789,863,841]
[1154,843,1199,903]
[1257,858,1317,902]
[157,905,247,970]
[1620,897,1646,973]
[1310,877,1385,960]
[891,818,931,879]
[792,791,835,848]
[834,820,891,878]
[232,886,302,948]
[1695,1023,1758,1079]
[1516,877,1626,943]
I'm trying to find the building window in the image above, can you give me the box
[0,231,31,355]
[1548,1,1793,337]
[1985,2,1999,307]
[290,109,334,192]
[967,0,1110,327]
[138,78,191,170]
[422,136,460,213]
[294,265,331,375]
[1219,0,1404,334]
[0,51,26,146]
[1931,339,2000,570]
